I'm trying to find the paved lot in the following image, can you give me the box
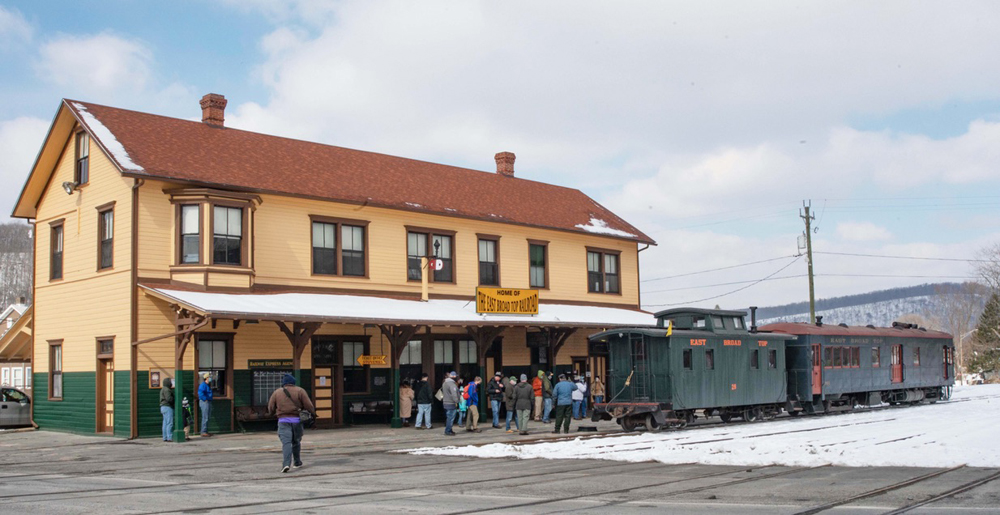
[1,420,998,514]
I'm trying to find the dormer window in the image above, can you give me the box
[75,132,89,185]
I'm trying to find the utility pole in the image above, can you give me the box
[800,201,817,324]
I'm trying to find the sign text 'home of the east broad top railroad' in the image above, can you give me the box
[476,287,539,315]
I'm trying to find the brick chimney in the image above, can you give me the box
[495,151,515,177]
[200,93,227,127]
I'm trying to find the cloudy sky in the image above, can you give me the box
[1,1,997,311]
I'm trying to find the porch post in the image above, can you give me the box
[466,326,504,424]
[172,309,206,443]
[277,321,322,388]
[378,324,418,428]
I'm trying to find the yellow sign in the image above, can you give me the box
[357,355,387,366]
[476,287,539,315]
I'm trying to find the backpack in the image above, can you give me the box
[462,384,470,400]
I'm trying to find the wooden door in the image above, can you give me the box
[311,338,342,427]
[97,358,114,433]
[891,345,903,383]
[943,346,950,380]
[811,344,822,395]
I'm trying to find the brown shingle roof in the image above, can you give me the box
[65,99,654,244]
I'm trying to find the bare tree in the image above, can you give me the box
[976,242,1000,293]
[930,282,987,381]
[0,222,33,307]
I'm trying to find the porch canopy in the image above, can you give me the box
[139,285,655,429]
[139,286,655,327]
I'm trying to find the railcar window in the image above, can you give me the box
[852,347,860,367]
[750,349,759,369]
[732,317,745,329]
[824,347,832,367]
[683,349,692,370]
[693,317,706,329]
[834,347,842,367]
[914,348,920,366]
[872,347,880,367]
[768,349,777,369]
[711,316,724,330]
[705,349,715,370]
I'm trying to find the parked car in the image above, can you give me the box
[0,387,31,428]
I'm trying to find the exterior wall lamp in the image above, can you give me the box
[61,181,79,195]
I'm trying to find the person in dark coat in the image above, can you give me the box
[512,374,535,435]
[414,373,433,430]
[503,376,518,433]
[159,378,174,442]
[487,372,506,429]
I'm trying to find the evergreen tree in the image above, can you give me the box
[968,292,1000,374]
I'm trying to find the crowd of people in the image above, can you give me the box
[159,369,606,474]
[400,370,604,436]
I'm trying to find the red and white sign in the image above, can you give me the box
[429,258,444,271]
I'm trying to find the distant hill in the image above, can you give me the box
[755,283,977,328]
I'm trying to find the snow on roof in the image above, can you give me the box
[71,102,144,172]
[140,286,655,328]
[575,217,638,239]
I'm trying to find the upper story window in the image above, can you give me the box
[311,218,368,277]
[75,132,89,185]
[529,241,547,288]
[478,236,499,286]
[587,249,620,294]
[213,206,243,266]
[50,221,64,281]
[179,205,201,264]
[97,208,114,270]
[406,228,455,283]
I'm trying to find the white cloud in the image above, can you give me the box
[0,6,32,48]
[0,117,52,217]
[35,32,153,99]
[835,222,892,242]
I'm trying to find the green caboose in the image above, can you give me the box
[590,308,791,431]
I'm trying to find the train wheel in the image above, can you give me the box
[720,413,732,423]
[788,410,800,417]
[621,417,637,432]
[743,407,762,422]
[643,414,660,432]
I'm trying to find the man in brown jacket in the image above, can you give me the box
[267,374,316,473]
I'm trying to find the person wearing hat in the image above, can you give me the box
[503,376,519,433]
[197,373,214,437]
[512,373,535,435]
[441,371,459,436]
[159,378,174,442]
[487,372,506,429]
[552,373,578,434]
[267,374,316,473]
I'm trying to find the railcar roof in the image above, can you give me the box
[759,322,952,340]
[653,307,748,318]
[588,327,792,341]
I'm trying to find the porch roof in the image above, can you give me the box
[139,286,656,329]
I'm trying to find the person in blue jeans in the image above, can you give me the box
[159,378,174,441]
[414,373,433,429]
[441,371,459,436]
[487,372,505,428]
[198,373,213,437]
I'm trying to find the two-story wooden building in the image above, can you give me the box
[12,94,656,439]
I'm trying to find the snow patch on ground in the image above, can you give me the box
[575,217,637,238]
[406,385,1000,468]
[71,102,144,172]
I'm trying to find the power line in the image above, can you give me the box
[643,255,803,308]
[643,274,806,293]
[642,255,800,283]
[818,273,977,279]
[814,251,989,263]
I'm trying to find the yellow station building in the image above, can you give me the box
[12,94,656,438]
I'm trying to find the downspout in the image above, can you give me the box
[129,178,144,439]
[636,244,649,310]
[29,218,36,429]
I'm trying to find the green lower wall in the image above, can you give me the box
[32,372,97,434]
[114,371,132,438]
[136,369,313,438]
